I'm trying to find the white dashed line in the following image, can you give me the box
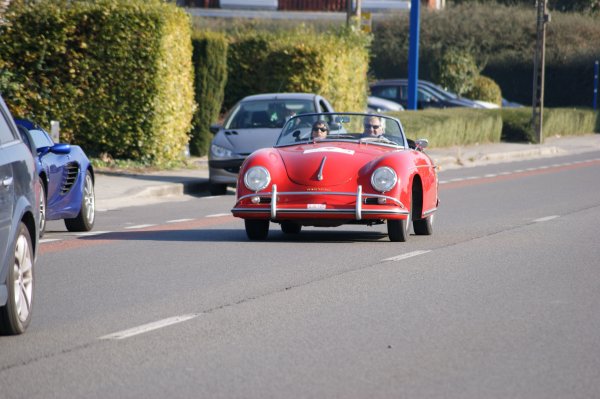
[99,314,198,340]
[74,231,111,237]
[40,238,61,244]
[534,215,559,223]
[166,218,194,223]
[206,213,230,218]
[124,224,156,230]
[382,250,431,262]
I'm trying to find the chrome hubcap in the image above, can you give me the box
[13,233,33,322]
[83,174,95,224]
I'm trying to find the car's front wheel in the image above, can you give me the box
[65,170,95,232]
[38,177,46,238]
[413,214,434,235]
[245,219,269,240]
[0,222,34,335]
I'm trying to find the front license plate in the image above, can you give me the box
[307,204,326,210]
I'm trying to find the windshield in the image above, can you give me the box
[275,113,407,148]
[224,99,315,130]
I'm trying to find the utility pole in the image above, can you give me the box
[346,0,362,27]
[407,0,420,110]
[532,0,550,144]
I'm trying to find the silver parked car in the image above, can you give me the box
[0,94,38,335]
[208,93,334,195]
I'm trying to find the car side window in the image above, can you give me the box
[371,86,398,102]
[0,110,16,144]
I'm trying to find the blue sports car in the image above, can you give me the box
[15,119,95,236]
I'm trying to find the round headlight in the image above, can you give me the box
[371,167,397,192]
[244,166,271,192]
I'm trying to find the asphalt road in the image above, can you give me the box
[1,151,600,398]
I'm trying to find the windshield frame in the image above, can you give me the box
[274,112,408,149]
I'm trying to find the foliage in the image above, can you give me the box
[371,3,600,107]
[0,0,195,165]
[190,30,228,156]
[464,75,502,105]
[434,49,479,96]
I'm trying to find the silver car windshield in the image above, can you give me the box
[224,99,316,130]
[275,112,407,148]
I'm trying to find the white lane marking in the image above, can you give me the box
[166,218,194,223]
[124,224,156,230]
[206,213,230,218]
[40,238,61,243]
[534,215,559,223]
[382,250,431,262]
[203,196,220,199]
[99,314,198,340]
[75,231,111,237]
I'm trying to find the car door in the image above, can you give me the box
[29,128,69,208]
[0,108,17,265]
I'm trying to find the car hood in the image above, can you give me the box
[276,142,398,187]
[215,128,282,156]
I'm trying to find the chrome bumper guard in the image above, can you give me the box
[233,184,409,220]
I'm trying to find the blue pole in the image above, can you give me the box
[593,60,599,110]
[407,0,420,110]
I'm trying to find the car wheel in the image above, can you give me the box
[413,214,434,235]
[0,222,34,335]
[281,221,301,234]
[65,170,95,232]
[388,200,411,242]
[38,177,46,238]
[209,183,227,196]
[245,219,269,240]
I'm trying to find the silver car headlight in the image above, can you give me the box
[211,144,233,158]
[244,166,271,192]
[371,167,397,192]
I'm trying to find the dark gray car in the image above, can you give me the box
[208,93,334,195]
[0,95,38,335]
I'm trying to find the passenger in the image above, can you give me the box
[311,120,329,139]
[362,115,385,137]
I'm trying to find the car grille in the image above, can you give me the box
[61,162,79,195]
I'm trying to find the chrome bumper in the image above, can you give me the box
[232,184,409,220]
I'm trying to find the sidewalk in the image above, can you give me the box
[94,133,600,210]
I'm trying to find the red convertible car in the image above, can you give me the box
[231,112,439,242]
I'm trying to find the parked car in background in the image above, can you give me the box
[208,93,335,195]
[367,96,405,113]
[15,119,95,236]
[0,96,38,335]
[232,112,438,242]
[370,79,483,110]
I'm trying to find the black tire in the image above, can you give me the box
[245,219,269,240]
[388,194,411,242]
[281,221,301,234]
[0,222,34,335]
[209,183,227,196]
[65,170,95,232]
[38,177,46,238]
[413,214,434,235]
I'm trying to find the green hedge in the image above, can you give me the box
[385,107,599,148]
[371,3,600,108]
[190,30,228,156]
[0,0,194,165]
[224,27,370,112]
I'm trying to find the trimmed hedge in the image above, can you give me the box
[385,107,599,148]
[190,30,228,156]
[224,27,370,112]
[0,0,194,165]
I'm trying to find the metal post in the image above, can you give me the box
[532,0,549,144]
[407,0,420,110]
[593,60,599,110]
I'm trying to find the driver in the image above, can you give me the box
[362,116,385,137]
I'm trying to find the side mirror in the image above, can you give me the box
[415,139,429,151]
[209,124,221,134]
[50,143,71,154]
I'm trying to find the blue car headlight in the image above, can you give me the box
[211,144,234,158]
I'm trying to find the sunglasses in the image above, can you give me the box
[312,127,328,132]
[364,124,381,130]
